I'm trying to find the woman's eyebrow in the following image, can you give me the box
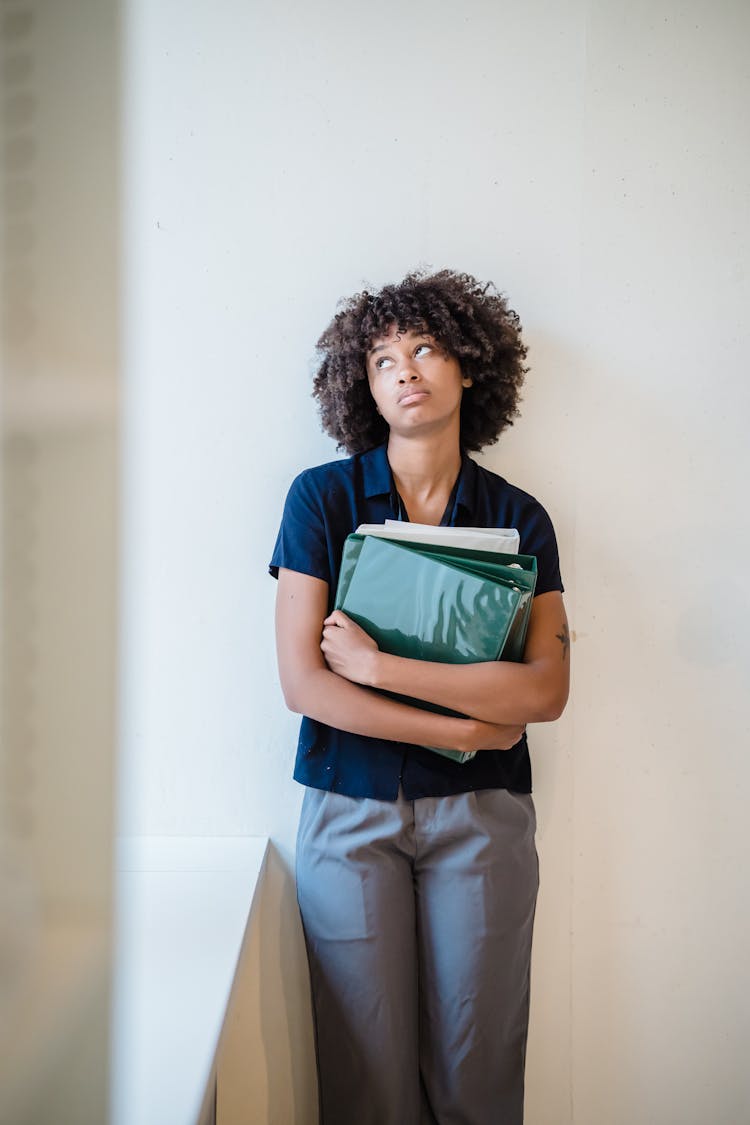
[368,333,431,356]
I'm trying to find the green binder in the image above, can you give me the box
[336,534,537,662]
[334,534,538,763]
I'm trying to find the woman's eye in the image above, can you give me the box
[376,356,393,370]
[415,344,431,357]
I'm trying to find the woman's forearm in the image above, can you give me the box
[282,665,523,754]
[369,652,565,725]
[283,663,472,750]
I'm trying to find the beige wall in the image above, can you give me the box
[121,1,750,1121]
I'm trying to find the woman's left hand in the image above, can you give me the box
[321,610,380,685]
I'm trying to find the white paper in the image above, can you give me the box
[355,522,521,555]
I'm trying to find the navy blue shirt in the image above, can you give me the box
[269,443,564,800]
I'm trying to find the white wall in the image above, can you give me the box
[121,1,750,1122]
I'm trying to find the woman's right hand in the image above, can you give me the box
[464,718,527,752]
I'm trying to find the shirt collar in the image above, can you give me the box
[360,442,478,522]
[361,443,393,499]
[453,451,478,519]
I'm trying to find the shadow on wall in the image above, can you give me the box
[217,844,317,1124]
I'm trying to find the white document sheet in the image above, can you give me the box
[355,521,521,555]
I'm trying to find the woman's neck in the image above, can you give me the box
[386,432,462,526]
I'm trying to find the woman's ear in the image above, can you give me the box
[461,376,473,388]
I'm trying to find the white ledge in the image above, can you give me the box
[110,835,269,1125]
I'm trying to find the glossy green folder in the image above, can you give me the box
[334,534,538,763]
[335,534,537,662]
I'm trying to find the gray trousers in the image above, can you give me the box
[296,786,539,1125]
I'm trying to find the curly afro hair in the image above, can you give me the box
[312,268,529,455]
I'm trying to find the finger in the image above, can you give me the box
[323,609,349,627]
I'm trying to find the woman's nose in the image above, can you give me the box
[398,364,419,383]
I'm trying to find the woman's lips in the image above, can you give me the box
[398,390,430,406]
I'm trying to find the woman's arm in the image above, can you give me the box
[321,590,570,726]
[275,567,526,753]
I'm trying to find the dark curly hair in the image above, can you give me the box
[312,268,529,454]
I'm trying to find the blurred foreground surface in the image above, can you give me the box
[1,2,119,1121]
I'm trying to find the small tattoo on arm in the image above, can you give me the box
[556,623,570,661]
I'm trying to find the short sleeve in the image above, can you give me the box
[519,499,564,597]
[269,469,332,584]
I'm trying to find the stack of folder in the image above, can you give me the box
[334,524,537,763]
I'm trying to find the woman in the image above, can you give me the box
[270,269,570,1124]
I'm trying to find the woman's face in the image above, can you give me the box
[365,325,471,439]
